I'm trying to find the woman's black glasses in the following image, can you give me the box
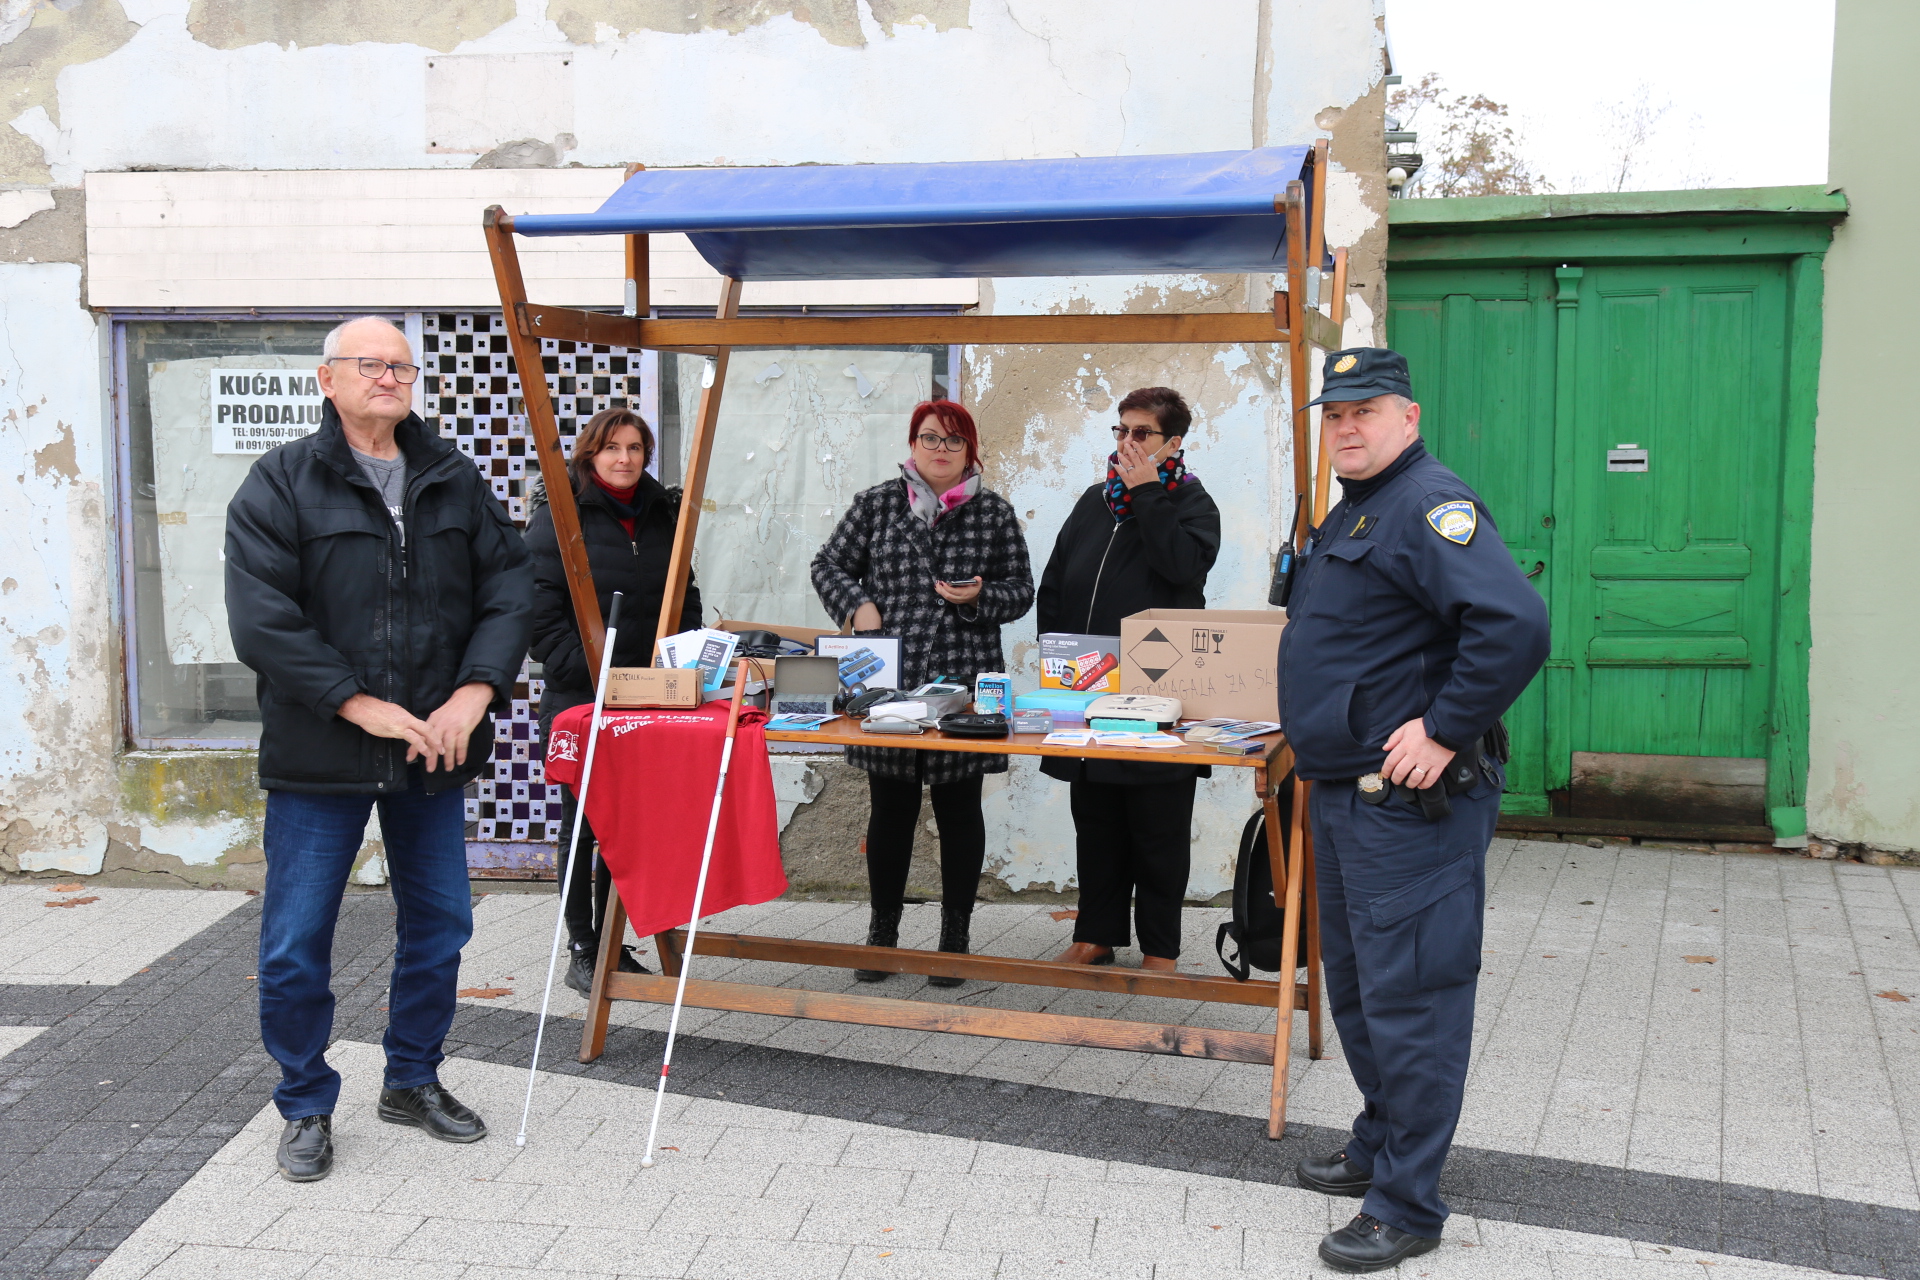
[1112,424,1167,443]
[327,357,421,384]
[915,433,969,452]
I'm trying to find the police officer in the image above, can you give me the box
[1276,348,1549,1273]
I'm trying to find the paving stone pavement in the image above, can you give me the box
[81,1040,1871,1280]
[0,840,1916,1277]
[0,887,250,986]
[458,839,1920,1209]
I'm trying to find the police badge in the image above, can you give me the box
[1426,500,1477,545]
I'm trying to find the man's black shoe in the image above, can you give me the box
[276,1114,333,1182]
[564,942,649,995]
[378,1082,488,1143]
[1317,1213,1441,1273]
[1296,1149,1372,1197]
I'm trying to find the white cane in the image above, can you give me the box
[514,591,625,1147]
[641,657,753,1168]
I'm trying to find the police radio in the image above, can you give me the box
[1269,493,1307,609]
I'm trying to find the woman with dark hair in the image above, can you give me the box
[812,400,1035,985]
[524,406,702,993]
[1037,386,1220,971]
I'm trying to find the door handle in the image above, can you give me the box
[1524,561,1545,579]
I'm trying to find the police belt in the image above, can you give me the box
[1336,723,1507,823]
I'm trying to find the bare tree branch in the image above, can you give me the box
[1388,73,1550,198]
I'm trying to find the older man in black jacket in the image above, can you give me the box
[225,316,532,1183]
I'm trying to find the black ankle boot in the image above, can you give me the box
[853,905,903,982]
[928,904,971,988]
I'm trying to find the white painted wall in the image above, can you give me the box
[1,0,1388,890]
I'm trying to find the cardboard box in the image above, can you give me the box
[1038,632,1122,693]
[1118,609,1286,722]
[603,666,703,708]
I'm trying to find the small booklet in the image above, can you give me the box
[765,713,837,732]
[1042,729,1094,747]
[1182,718,1283,742]
[1087,730,1185,749]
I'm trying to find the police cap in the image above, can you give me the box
[1308,347,1414,406]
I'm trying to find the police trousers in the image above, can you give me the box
[1309,765,1501,1238]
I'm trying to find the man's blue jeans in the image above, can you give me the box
[260,775,472,1119]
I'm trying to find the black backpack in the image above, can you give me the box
[1215,772,1308,980]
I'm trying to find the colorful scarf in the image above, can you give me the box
[901,460,982,529]
[1104,451,1194,523]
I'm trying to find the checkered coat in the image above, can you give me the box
[812,477,1035,784]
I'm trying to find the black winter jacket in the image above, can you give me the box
[1035,475,1221,784]
[524,472,702,730]
[225,405,534,795]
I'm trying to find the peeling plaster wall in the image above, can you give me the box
[0,262,115,875]
[1,0,1386,889]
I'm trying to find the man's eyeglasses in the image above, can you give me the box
[328,357,421,385]
[1112,424,1167,443]
[915,433,969,453]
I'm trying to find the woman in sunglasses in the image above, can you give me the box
[812,400,1035,985]
[1037,387,1220,971]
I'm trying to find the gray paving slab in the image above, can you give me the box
[0,887,251,985]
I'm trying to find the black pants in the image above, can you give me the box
[555,786,613,948]
[865,774,985,911]
[1069,777,1196,959]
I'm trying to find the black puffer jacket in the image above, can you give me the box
[524,472,702,730]
[1035,474,1221,784]
[225,405,534,795]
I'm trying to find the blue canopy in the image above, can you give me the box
[512,147,1313,281]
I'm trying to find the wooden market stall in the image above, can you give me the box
[484,143,1353,1138]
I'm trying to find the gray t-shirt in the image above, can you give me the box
[351,447,407,546]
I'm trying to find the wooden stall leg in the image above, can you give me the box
[578,883,628,1063]
[653,930,684,977]
[657,277,743,647]
[1300,785,1324,1059]
[484,208,605,673]
[1261,761,1295,1140]
[1282,182,1313,555]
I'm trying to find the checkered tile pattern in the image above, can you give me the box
[421,311,644,846]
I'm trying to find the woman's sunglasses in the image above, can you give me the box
[1111,425,1167,443]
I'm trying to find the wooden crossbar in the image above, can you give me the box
[666,930,1309,1010]
[600,973,1279,1065]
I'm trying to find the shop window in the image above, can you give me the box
[118,318,340,745]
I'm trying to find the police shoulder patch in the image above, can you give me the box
[1426,500,1477,545]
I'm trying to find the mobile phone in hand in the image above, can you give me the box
[944,577,981,587]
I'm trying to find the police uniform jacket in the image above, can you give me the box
[1277,440,1548,781]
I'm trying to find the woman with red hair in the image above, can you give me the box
[812,400,1034,985]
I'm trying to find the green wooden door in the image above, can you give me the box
[1566,262,1787,769]
[1387,261,1793,816]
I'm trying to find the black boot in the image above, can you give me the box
[928,904,971,988]
[853,905,903,982]
[565,939,649,995]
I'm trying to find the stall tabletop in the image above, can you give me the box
[759,721,1285,768]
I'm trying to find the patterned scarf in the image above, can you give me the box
[1104,451,1194,523]
[901,460,982,529]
